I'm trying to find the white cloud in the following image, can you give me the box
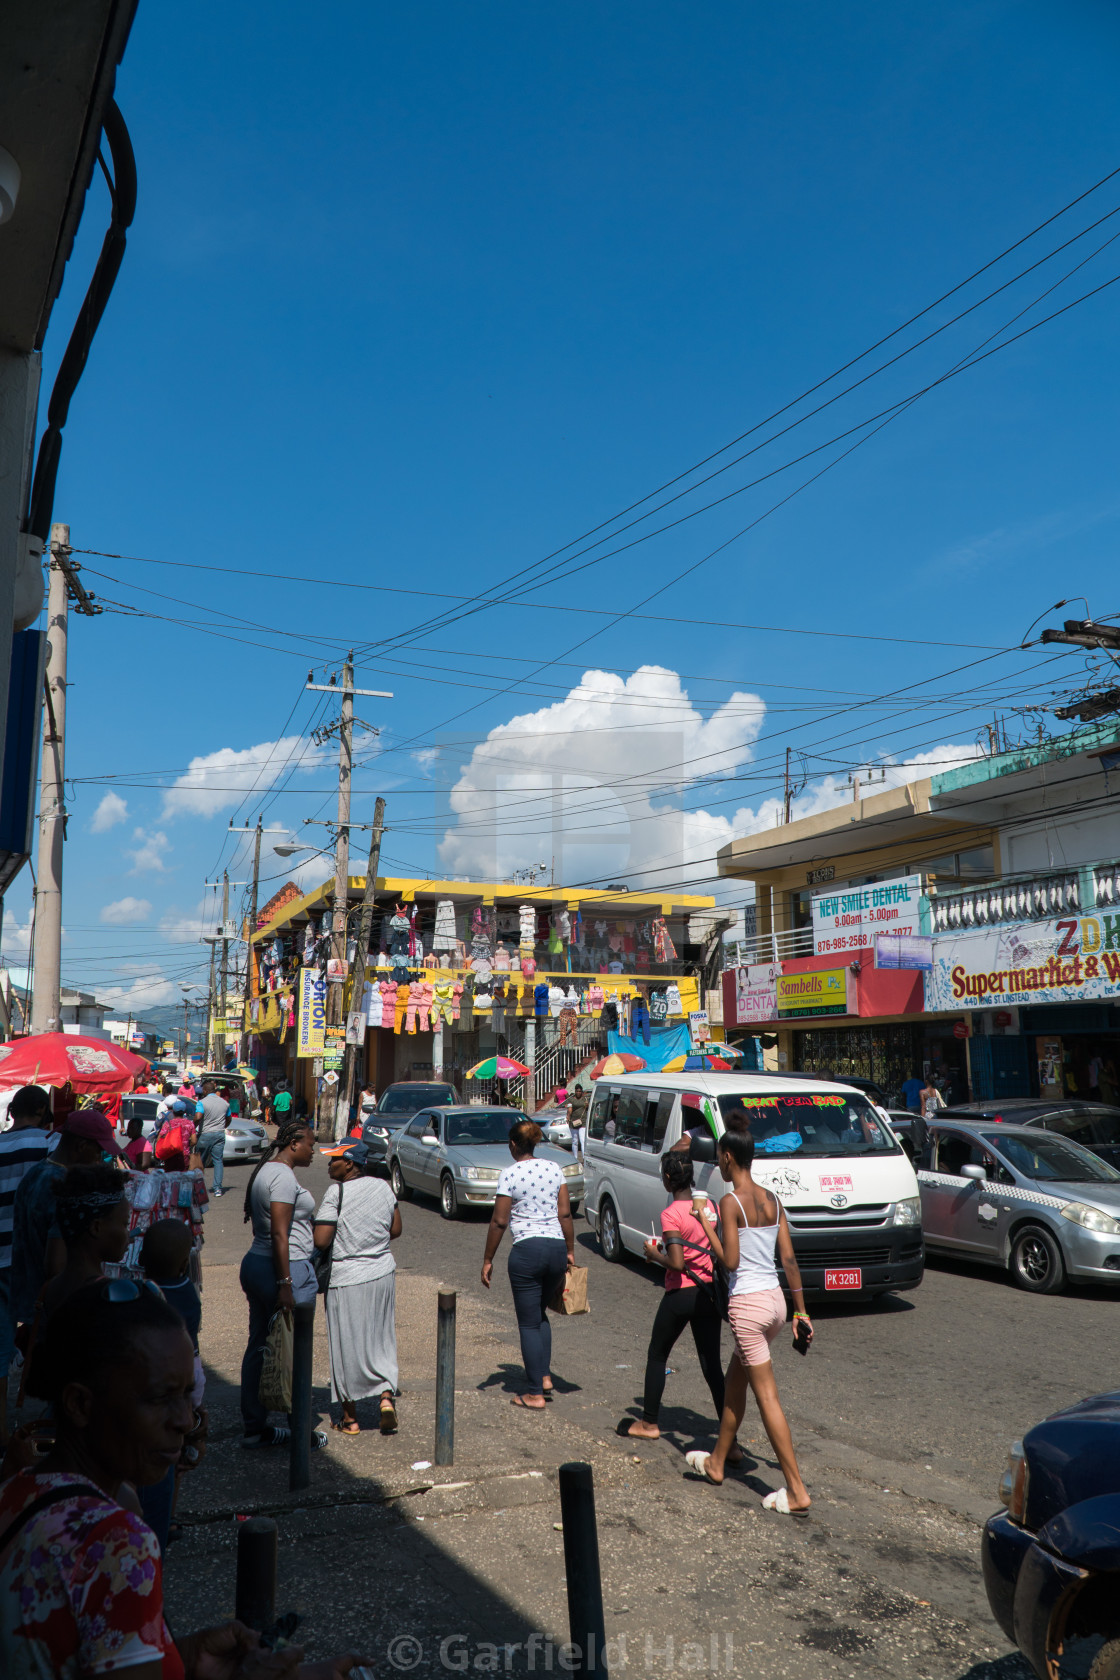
[0,910,35,957]
[160,735,328,820]
[127,828,171,874]
[436,664,987,902]
[91,792,128,832]
[98,974,181,1012]
[438,665,765,893]
[100,897,152,926]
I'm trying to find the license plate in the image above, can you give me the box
[825,1268,862,1291]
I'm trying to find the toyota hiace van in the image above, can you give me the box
[584,1072,923,1299]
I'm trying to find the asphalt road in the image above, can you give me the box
[210,1147,1120,1499]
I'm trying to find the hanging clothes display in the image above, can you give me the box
[652,917,677,963]
[433,898,458,953]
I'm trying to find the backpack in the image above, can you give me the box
[155,1119,188,1161]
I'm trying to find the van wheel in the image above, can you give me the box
[1009,1224,1064,1293]
[390,1160,411,1201]
[598,1199,622,1262]
[439,1174,459,1220]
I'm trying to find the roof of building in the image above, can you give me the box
[253,873,715,943]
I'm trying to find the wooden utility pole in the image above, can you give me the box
[783,747,792,825]
[215,870,230,1070]
[30,526,69,1033]
[337,798,385,1139]
[330,654,354,1027]
[206,943,216,1067]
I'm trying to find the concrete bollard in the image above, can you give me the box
[235,1516,278,1632]
[289,1302,315,1491]
[558,1462,608,1677]
[435,1288,456,1465]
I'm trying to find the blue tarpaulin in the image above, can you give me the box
[606,1022,691,1070]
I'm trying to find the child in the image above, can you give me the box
[123,1114,151,1170]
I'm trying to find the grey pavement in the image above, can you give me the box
[160,1149,1117,1678]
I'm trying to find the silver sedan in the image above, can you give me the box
[919,1119,1120,1293]
[387,1105,584,1220]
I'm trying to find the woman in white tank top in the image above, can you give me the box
[687,1130,813,1515]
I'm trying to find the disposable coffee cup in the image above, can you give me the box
[691,1192,708,1213]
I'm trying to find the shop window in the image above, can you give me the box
[789,889,813,932]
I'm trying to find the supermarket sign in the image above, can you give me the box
[812,874,922,957]
[926,915,1120,1011]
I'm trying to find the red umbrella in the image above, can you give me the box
[0,1033,150,1094]
[589,1052,647,1080]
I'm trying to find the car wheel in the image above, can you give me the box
[439,1174,459,1220]
[1090,1640,1120,1680]
[390,1160,411,1201]
[598,1198,622,1262]
[1009,1224,1065,1294]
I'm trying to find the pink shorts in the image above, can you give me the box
[728,1288,787,1367]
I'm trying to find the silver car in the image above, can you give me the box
[223,1117,269,1162]
[919,1120,1120,1293]
[387,1105,584,1220]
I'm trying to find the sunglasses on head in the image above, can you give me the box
[98,1278,165,1304]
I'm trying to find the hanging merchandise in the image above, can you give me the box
[649,987,668,1024]
[630,996,651,1046]
[555,910,571,941]
[519,904,536,949]
[388,907,410,958]
[534,983,549,1018]
[570,909,582,946]
[558,1006,578,1046]
[433,898,458,953]
[548,984,565,1018]
[665,982,683,1016]
[652,917,677,963]
[548,925,563,958]
[494,943,512,972]
[521,954,536,978]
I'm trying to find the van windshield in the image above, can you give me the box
[716,1092,898,1157]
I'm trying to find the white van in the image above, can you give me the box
[584,1072,923,1301]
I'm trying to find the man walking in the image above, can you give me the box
[565,1083,589,1164]
[196,1079,230,1197]
[0,1085,52,1439]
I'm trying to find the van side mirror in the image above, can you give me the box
[689,1132,717,1164]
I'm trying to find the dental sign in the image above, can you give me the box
[812,874,922,957]
[926,914,1120,1011]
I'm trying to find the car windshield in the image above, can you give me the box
[1089,1112,1120,1145]
[443,1111,522,1145]
[379,1085,456,1114]
[716,1092,898,1156]
[984,1131,1120,1183]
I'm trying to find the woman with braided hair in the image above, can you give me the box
[238,1119,325,1449]
[41,1166,131,1321]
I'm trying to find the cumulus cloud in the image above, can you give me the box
[438,665,765,892]
[98,974,181,1012]
[91,792,128,832]
[436,664,987,901]
[160,735,328,820]
[100,897,152,926]
[127,828,171,874]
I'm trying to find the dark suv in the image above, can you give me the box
[361,1081,458,1164]
[942,1099,1120,1170]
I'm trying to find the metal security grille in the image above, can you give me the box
[793,1022,923,1102]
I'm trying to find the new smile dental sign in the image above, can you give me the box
[812,874,922,958]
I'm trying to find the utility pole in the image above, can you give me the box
[206,943,216,1067]
[336,797,386,1140]
[305,660,392,1031]
[217,871,230,1071]
[30,524,100,1035]
[229,818,264,1000]
[784,747,792,825]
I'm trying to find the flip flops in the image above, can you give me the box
[685,1450,723,1486]
[762,1487,811,1517]
[379,1398,398,1434]
[510,1394,547,1411]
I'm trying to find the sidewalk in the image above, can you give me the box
[162,1252,1072,1680]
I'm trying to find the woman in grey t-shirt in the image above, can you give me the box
[314,1141,402,1434]
[238,1118,322,1449]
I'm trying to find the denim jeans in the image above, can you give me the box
[239,1250,316,1435]
[506,1237,568,1395]
[197,1131,225,1192]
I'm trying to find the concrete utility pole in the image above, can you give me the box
[230,819,264,1000]
[30,525,70,1034]
[305,660,392,1031]
[206,943,216,1067]
[216,870,230,1070]
[337,797,385,1140]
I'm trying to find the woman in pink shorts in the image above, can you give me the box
[689,1130,813,1515]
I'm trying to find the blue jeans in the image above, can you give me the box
[507,1237,568,1396]
[197,1131,225,1192]
[239,1250,316,1435]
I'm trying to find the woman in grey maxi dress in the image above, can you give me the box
[313,1141,402,1434]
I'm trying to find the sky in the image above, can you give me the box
[6,0,1120,1016]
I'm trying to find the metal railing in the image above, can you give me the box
[723,926,814,969]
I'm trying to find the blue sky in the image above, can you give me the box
[7,0,1120,1013]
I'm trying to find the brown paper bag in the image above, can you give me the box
[549,1264,589,1315]
[259,1307,293,1411]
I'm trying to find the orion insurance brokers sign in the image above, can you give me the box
[812,874,922,957]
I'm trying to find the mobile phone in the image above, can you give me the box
[793,1318,811,1356]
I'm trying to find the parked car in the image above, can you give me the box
[884,1109,921,1159]
[919,1119,1120,1293]
[540,1112,572,1148]
[942,1099,1120,1170]
[777,1069,890,1107]
[115,1093,163,1143]
[223,1117,269,1162]
[982,1388,1120,1678]
[387,1105,584,1220]
[361,1081,459,1165]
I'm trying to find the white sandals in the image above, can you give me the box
[762,1486,810,1517]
